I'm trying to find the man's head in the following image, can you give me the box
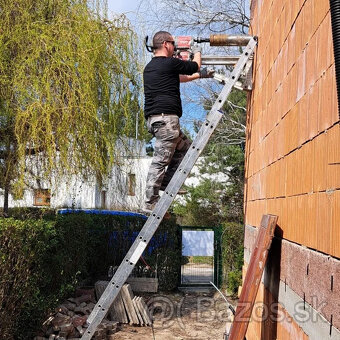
[152,31,176,57]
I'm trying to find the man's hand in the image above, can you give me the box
[191,44,201,54]
[199,67,215,78]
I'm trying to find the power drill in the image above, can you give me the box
[145,34,251,60]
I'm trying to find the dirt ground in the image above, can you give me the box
[111,290,234,340]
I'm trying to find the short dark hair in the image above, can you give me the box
[153,31,172,50]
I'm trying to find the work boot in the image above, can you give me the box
[142,204,171,220]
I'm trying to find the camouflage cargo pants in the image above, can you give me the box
[145,114,191,208]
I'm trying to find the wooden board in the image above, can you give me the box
[115,290,129,324]
[126,277,158,293]
[136,296,153,326]
[121,284,139,325]
[132,297,144,326]
[228,214,278,340]
[95,280,128,323]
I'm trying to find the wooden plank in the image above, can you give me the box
[126,277,158,293]
[136,296,153,326]
[95,281,128,323]
[115,291,129,324]
[228,214,278,340]
[121,284,139,325]
[132,297,144,326]
[94,281,116,321]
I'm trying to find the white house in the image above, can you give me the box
[0,138,228,212]
[0,139,152,212]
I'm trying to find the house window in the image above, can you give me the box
[34,189,51,206]
[127,173,136,196]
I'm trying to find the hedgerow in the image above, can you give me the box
[0,212,180,339]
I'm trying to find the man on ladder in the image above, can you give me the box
[81,33,257,340]
[143,31,214,217]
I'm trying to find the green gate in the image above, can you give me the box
[180,226,222,287]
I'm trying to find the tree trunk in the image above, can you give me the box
[4,183,9,216]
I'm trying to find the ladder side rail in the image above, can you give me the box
[83,109,223,338]
[81,36,257,340]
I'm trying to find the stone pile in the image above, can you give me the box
[34,288,118,340]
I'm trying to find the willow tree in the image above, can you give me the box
[0,0,144,213]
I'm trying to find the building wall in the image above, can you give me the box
[0,155,218,212]
[244,0,340,338]
[0,157,152,211]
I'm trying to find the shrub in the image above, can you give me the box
[0,211,181,339]
[220,222,244,295]
[0,218,59,340]
[0,207,57,220]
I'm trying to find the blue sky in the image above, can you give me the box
[107,0,141,19]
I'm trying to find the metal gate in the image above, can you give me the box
[180,227,220,286]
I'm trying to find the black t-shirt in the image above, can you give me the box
[143,56,199,118]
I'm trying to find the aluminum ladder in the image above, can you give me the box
[81,36,257,340]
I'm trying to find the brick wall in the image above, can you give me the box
[244,0,340,338]
[245,0,340,256]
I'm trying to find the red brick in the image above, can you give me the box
[307,82,319,140]
[313,131,328,191]
[316,192,332,255]
[276,121,285,159]
[327,124,340,190]
[272,161,279,197]
[291,151,300,196]
[276,84,284,120]
[325,15,335,67]
[274,197,284,228]
[318,69,335,132]
[290,0,300,24]
[296,50,307,103]
[332,190,340,258]
[277,15,285,54]
[312,0,330,30]
[282,41,289,79]
[302,0,313,48]
[320,14,333,71]
[316,26,327,81]
[298,95,309,145]
[276,49,284,89]
[285,153,294,196]
[289,66,298,109]
[329,64,339,125]
[295,195,305,243]
[287,25,296,73]
[306,193,317,249]
[278,158,287,197]
[305,35,317,90]
[301,140,314,194]
[290,105,299,151]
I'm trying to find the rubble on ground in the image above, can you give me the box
[34,283,152,340]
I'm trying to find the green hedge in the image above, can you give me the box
[0,207,57,220]
[220,222,244,295]
[0,211,181,339]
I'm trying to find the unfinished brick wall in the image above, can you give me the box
[245,0,339,257]
[244,0,340,338]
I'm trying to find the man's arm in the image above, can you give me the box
[180,73,200,83]
[180,67,215,83]
[192,51,201,69]
[179,46,201,83]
